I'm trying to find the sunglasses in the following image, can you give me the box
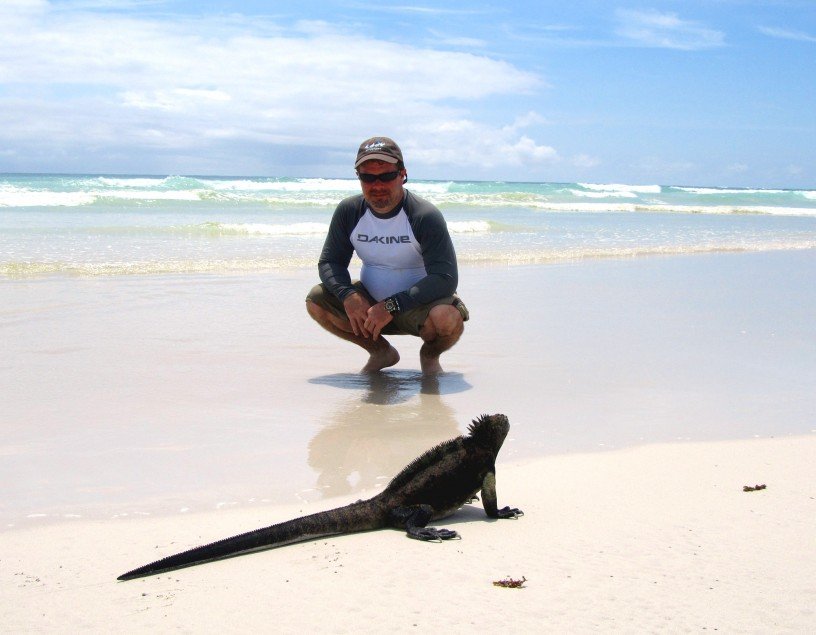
[357,171,400,184]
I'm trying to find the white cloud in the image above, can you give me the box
[503,111,548,132]
[0,0,48,28]
[758,26,816,44]
[2,0,48,9]
[615,9,725,51]
[504,136,558,163]
[122,89,232,112]
[426,29,487,49]
[0,3,547,174]
[55,0,167,8]
[347,4,489,17]
[407,116,558,169]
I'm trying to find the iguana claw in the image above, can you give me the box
[408,527,460,541]
[497,506,524,519]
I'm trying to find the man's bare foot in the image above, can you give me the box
[420,353,443,375]
[361,344,400,373]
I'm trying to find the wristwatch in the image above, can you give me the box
[383,296,400,315]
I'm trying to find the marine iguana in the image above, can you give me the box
[117,413,522,581]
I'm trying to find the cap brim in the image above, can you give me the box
[354,153,399,168]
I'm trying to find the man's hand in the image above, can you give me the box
[343,292,373,338]
[364,302,393,340]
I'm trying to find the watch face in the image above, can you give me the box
[385,298,397,313]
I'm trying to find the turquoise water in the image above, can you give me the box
[2,174,815,277]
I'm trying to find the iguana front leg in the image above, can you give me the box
[388,505,459,541]
[481,471,524,519]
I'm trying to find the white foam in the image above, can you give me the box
[207,178,358,192]
[0,186,202,206]
[258,195,344,206]
[214,222,329,236]
[202,177,454,198]
[99,189,202,201]
[508,201,816,217]
[578,183,662,194]
[671,186,788,195]
[0,256,317,277]
[570,189,638,199]
[457,240,816,265]
[0,187,96,207]
[96,176,171,188]
[447,220,493,233]
[407,181,454,194]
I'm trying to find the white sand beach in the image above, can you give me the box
[3,436,814,632]
[2,250,815,632]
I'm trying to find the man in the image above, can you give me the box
[306,136,468,374]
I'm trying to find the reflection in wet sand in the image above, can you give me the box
[307,371,472,498]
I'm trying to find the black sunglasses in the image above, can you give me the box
[357,171,400,184]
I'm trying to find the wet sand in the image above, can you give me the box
[2,250,814,526]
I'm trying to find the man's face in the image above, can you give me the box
[357,160,406,214]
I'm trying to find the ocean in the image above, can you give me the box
[2,173,815,277]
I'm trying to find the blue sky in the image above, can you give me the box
[0,0,814,187]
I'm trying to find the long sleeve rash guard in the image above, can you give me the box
[317,190,458,312]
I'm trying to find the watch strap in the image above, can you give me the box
[384,295,401,315]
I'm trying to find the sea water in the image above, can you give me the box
[2,174,815,277]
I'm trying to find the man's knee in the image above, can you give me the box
[426,304,464,337]
[306,283,327,304]
[306,284,336,322]
[306,297,321,320]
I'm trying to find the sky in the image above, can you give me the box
[0,0,814,187]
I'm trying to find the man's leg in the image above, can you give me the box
[418,304,464,375]
[306,299,400,372]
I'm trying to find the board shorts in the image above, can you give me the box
[306,281,469,337]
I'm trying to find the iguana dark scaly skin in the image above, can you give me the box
[117,413,522,581]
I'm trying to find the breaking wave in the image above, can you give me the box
[2,175,814,217]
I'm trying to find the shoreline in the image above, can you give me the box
[3,434,814,632]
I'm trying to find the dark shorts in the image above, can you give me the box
[306,281,469,337]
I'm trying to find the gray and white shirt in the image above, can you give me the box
[318,190,458,311]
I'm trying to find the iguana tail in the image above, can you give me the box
[117,500,383,581]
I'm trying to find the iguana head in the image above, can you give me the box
[467,413,510,450]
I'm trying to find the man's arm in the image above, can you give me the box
[317,197,376,338]
[391,193,458,311]
[317,198,361,302]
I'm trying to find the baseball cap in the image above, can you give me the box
[354,137,404,168]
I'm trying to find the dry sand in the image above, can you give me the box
[3,435,814,633]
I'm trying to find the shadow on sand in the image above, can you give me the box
[308,369,472,405]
